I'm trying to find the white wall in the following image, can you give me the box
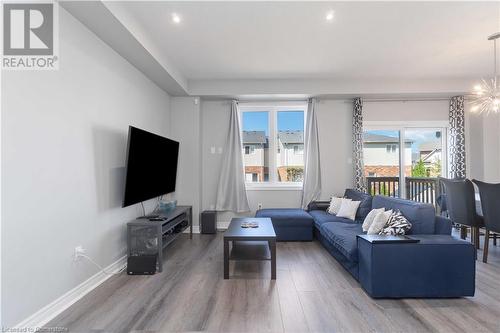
[196,99,353,223]
[169,97,201,227]
[360,100,449,122]
[466,107,485,180]
[315,99,354,199]
[1,8,171,327]
[479,112,500,182]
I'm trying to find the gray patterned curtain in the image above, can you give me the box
[353,98,366,192]
[449,96,466,179]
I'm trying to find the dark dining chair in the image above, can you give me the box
[472,179,500,263]
[439,177,483,249]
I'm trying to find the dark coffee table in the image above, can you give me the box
[223,217,276,279]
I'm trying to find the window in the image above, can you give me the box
[385,144,397,153]
[240,103,306,185]
[293,145,304,154]
[245,173,258,182]
[244,145,255,155]
[241,112,269,183]
[363,125,448,202]
[365,130,401,196]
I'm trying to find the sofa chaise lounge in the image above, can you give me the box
[256,189,476,298]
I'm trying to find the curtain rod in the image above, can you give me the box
[345,97,458,103]
[358,98,450,103]
[341,96,472,103]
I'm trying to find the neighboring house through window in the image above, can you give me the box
[363,126,447,198]
[240,103,306,185]
[244,145,255,155]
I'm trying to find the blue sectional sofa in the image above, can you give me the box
[255,208,313,241]
[308,189,476,298]
[256,189,476,298]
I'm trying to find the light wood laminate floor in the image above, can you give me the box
[49,231,500,332]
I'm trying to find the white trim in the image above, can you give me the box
[183,225,200,234]
[184,223,230,232]
[13,255,127,330]
[217,221,231,230]
[245,184,302,191]
[239,101,308,109]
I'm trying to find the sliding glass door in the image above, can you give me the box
[405,128,446,204]
[363,125,447,204]
[363,130,402,197]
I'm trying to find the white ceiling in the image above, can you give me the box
[115,1,499,82]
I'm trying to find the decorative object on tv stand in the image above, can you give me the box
[159,200,177,214]
[470,32,500,114]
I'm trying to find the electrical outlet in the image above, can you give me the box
[73,246,86,261]
[257,203,263,210]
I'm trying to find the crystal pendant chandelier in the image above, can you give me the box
[470,32,500,114]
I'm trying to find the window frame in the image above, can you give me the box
[239,102,307,190]
[364,120,449,198]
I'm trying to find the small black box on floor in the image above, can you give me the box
[201,210,217,234]
[127,254,157,275]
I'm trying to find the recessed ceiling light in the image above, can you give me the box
[326,11,334,21]
[172,13,181,24]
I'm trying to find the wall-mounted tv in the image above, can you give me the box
[122,126,179,207]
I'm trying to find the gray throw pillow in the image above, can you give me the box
[379,210,412,235]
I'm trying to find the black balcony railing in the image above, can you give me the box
[367,177,400,198]
[405,177,441,205]
[366,176,440,206]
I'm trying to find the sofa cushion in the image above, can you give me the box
[344,189,373,220]
[309,210,361,228]
[255,208,313,228]
[320,222,363,262]
[371,196,435,234]
[337,200,361,220]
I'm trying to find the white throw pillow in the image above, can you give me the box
[362,208,385,232]
[367,210,393,235]
[327,197,351,215]
[337,200,361,221]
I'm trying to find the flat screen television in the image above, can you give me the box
[122,126,179,207]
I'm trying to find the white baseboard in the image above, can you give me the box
[183,225,200,234]
[14,255,127,330]
[217,221,231,230]
[183,222,230,234]
[15,221,232,328]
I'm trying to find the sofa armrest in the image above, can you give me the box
[307,200,330,212]
[434,216,452,235]
[357,235,475,298]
